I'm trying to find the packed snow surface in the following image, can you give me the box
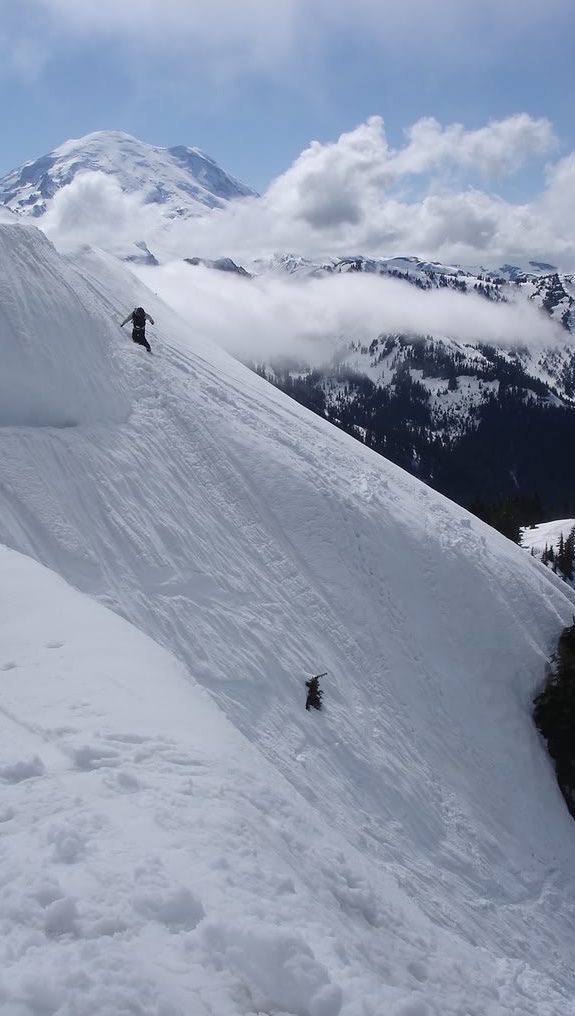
[1,223,575,1015]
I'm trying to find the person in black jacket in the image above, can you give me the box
[121,306,154,353]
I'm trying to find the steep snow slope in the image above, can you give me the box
[1,223,575,1014]
[0,546,348,1015]
[0,131,255,219]
[0,225,129,426]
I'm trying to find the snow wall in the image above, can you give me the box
[0,225,129,426]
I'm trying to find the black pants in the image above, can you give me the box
[132,327,151,352]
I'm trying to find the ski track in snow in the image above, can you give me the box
[0,227,575,1014]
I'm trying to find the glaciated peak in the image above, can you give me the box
[0,130,256,221]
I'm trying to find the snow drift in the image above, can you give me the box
[0,225,129,426]
[1,221,575,1015]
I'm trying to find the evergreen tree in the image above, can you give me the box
[534,621,575,819]
[566,528,575,581]
[556,527,575,581]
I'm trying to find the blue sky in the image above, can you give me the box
[2,0,575,267]
[1,0,574,196]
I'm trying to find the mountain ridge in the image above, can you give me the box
[233,254,575,518]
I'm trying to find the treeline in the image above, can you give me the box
[468,495,544,544]
[541,528,575,582]
[534,620,575,819]
[254,362,575,536]
[435,390,575,519]
[366,335,548,394]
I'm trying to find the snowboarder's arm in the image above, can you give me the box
[120,313,132,328]
[145,313,155,325]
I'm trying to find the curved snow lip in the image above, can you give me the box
[0,223,131,426]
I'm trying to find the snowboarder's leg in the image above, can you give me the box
[132,327,151,352]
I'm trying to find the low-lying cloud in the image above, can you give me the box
[135,261,566,369]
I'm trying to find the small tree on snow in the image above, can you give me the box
[305,673,326,711]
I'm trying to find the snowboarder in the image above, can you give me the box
[121,306,154,353]
[305,673,326,711]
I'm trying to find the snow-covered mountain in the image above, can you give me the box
[0,130,256,219]
[214,253,575,448]
[2,220,575,1014]
[242,254,575,515]
[251,251,575,335]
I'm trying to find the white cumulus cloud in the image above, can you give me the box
[37,114,575,271]
[392,115,556,179]
[153,115,572,269]
[42,172,163,253]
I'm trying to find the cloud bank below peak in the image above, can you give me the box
[38,113,575,271]
[136,259,566,373]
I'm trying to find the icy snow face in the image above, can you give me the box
[0,130,256,220]
[0,224,130,426]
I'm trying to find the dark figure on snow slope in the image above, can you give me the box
[121,306,154,353]
[305,673,325,711]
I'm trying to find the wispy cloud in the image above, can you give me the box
[2,0,573,82]
[0,0,310,79]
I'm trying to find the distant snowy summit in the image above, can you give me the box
[0,130,256,219]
